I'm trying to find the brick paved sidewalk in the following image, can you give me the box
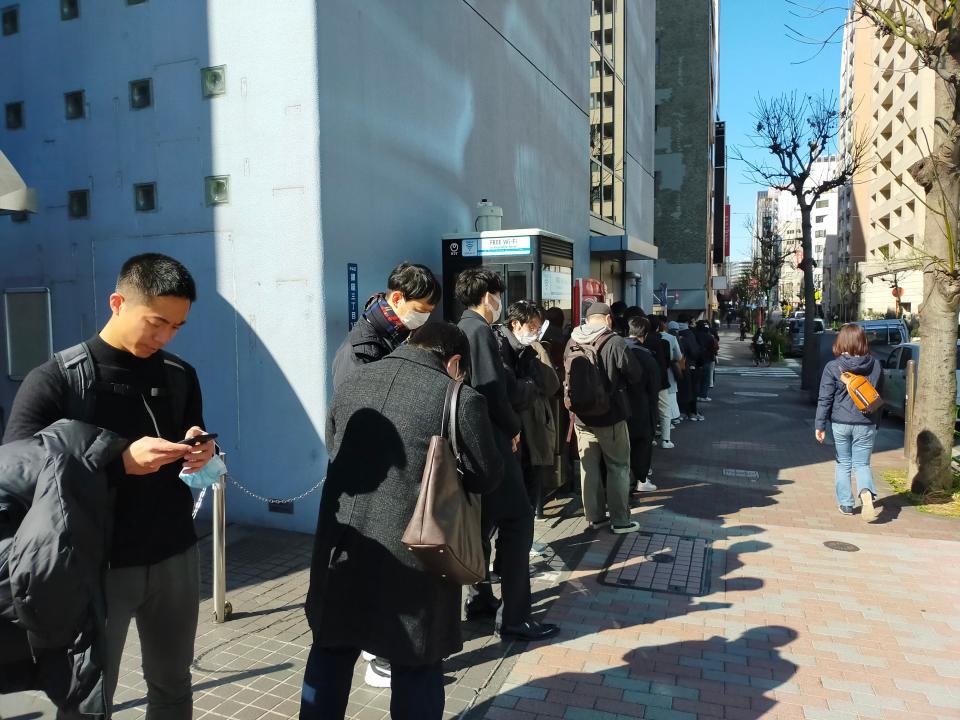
[3,329,958,720]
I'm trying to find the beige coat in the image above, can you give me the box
[519,341,561,467]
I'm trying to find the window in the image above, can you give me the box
[1,5,18,35]
[816,199,829,209]
[68,189,89,218]
[5,101,23,129]
[60,0,78,20]
[129,78,152,109]
[134,182,156,212]
[654,104,659,131]
[4,288,52,380]
[64,90,85,119]
[815,229,826,238]
[815,215,826,223]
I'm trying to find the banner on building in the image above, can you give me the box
[724,204,730,259]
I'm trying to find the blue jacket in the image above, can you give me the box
[815,354,883,430]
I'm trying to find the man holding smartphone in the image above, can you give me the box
[3,253,214,720]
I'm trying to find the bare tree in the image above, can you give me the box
[852,0,960,494]
[733,92,869,389]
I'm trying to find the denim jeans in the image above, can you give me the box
[300,644,444,720]
[832,422,878,508]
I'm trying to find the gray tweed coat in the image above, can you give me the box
[306,345,502,665]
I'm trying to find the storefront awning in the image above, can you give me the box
[590,234,658,261]
[0,150,37,214]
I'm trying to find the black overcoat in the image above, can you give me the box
[306,345,502,665]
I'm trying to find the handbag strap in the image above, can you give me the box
[440,378,464,459]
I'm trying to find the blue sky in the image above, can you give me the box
[721,0,846,260]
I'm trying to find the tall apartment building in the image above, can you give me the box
[653,0,720,317]
[588,0,658,309]
[833,4,931,319]
[0,1,657,531]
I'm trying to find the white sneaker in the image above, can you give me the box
[692,414,705,421]
[364,658,392,688]
[860,491,879,522]
[612,521,641,535]
[661,440,675,449]
[700,397,712,402]
[635,481,658,492]
[361,651,375,662]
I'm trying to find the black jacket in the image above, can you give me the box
[624,339,661,438]
[694,327,718,362]
[306,346,501,665]
[678,327,703,366]
[643,333,671,391]
[0,420,127,715]
[331,316,402,391]
[816,354,883,430]
[493,325,539,414]
[565,325,644,428]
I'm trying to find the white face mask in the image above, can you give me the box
[486,293,502,322]
[519,333,538,346]
[399,309,431,330]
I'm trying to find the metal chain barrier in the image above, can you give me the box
[191,487,208,519]
[226,474,325,505]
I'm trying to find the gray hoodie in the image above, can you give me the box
[565,324,643,427]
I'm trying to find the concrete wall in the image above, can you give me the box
[0,0,590,532]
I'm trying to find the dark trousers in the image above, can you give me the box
[630,432,653,488]
[468,504,534,627]
[523,465,551,517]
[300,644,444,720]
[679,370,699,415]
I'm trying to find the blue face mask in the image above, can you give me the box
[180,454,227,489]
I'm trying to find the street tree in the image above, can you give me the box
[836,268,864,322]
[852,0,960,494]
[733,92,868,391]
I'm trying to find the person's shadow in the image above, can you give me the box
[474,626,799,718]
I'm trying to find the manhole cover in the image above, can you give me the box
[734,391,780,398]
[599,532,711,595]
[824,541,860,552]
[723,468,760,479]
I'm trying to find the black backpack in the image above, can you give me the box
[563,332,615,417]
[54,342,189,430]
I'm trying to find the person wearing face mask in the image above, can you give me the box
[495,301,561,519]
[456,269,560,641]
[331,262,441,392]
[330,262,440,688]
[301,323,502,720]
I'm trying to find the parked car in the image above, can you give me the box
[785,317,825,356]
[851,319,909,365]
[880,341,960,419]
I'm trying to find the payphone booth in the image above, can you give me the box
[441,229,575,323]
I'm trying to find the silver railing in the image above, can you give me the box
[212,459,232,623]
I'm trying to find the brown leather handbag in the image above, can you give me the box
[401,379,485,585]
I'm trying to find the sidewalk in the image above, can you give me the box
[3,329,959,720]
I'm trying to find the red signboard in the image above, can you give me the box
[723,204,731,259]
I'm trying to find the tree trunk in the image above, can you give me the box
[800,205,818,390]
[907,62,960,494]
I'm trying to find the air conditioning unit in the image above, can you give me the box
[134,183,156,212]
[129,79,152,110]
[64,91,85,120]
[60,0,79,21]
[68,190,89,219]
[201,65,226,98]
[204,175,229,206]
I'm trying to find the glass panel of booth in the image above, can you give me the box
[541,265,572,316]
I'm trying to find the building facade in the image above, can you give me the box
[653,0,720,317]
[834,4,931,320]
[0,1,655,531]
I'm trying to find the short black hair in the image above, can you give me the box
[611,301,627,317]
[407,322,471,375]
[506,300,542,328]
[387,263,441,304]
[650,314,667,330]
[677,313,691,324]
[545,307,565,326]
[628,315,650,338]
[455,267,504,308]
[117,253,196,302]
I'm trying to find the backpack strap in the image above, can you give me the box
[55,342,96,422]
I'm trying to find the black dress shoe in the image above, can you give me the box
[464,598,501,620]
[497,620,560,641]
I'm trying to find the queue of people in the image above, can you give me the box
[0,253,726,720]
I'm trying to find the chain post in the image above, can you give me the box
[213,456,231,623]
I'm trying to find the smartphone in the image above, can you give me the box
[178,433,218,446]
